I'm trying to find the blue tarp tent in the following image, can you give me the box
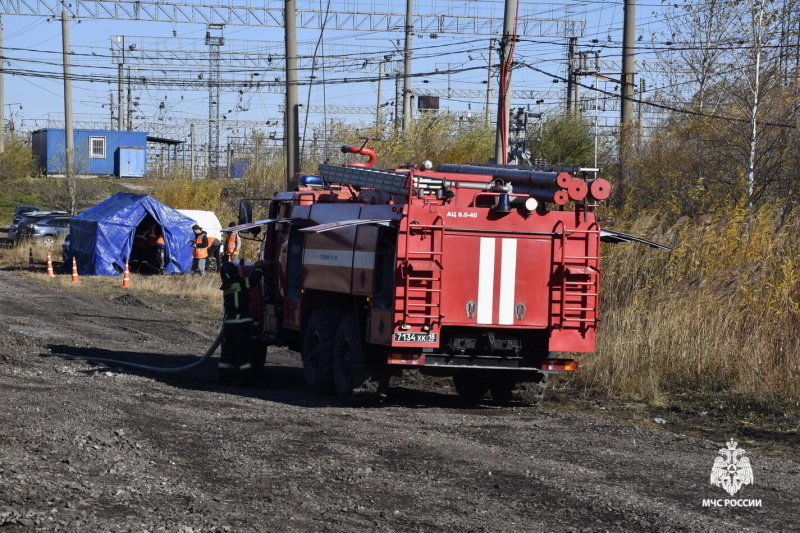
[69,193,196,275]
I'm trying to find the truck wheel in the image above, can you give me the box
[452,372,490,402]
[301,306,337,394]
[333,314,378,404]
[490,372,549,406]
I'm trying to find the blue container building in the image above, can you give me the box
[31,128,148,178]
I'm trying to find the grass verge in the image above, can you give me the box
[1,243,221,321]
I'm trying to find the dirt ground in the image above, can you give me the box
[1,269,799,532]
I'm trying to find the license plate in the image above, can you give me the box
[394,331,437,343]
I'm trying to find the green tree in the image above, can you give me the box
[0,137,38,179]
[535,112,595,166]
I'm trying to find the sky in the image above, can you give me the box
[0,0,671,144]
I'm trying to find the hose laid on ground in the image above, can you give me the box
[44,328,224,374]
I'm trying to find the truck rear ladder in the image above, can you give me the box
[398,217,445,330]
[553,221,600,328]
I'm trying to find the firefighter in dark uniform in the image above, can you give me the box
[218,260,265,386]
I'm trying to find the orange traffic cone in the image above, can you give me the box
[121,260,131,288]
[71,257,80,283]
[46,253,56,278]
[28,247,35,272]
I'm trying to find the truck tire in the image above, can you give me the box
[301,306,337,394]
[333,313,378,404]
[490,372,549,406]
[452,372,490,402]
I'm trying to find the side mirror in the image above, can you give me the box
[238,200,253,225]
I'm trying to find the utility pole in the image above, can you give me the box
[206,23,224,178]
[377,60,384,128]
[394,70,401,126]
[568,50,598,115]
[621,0,636,128]
[189,123,196,179]
[619,0,636,195]
[126,67,133,131]
[117,35,124,131]
[566,37,577,112]
[285,0,300,189]
[637,77,645,145]
[0,16,5,155]
[485,38,494,126]
[590,87,599,168]
[402,0,413,131]
[62,11,75,213]
[108,92,115,129]
[494,0,517,165]
[125,66,133,131]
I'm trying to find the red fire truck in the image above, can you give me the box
[232,146,626,405]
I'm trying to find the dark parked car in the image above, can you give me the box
[10,211,70,246]
[12,205,40,224]
[26,215,72,247]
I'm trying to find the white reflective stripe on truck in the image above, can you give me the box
[477,237,495,324]
[498,238,517,325]
[478,237,518,325]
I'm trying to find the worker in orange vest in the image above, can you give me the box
[206,234,222,272]
[146,223,166,274]
[224,222,241,264]
[190,225,209,276]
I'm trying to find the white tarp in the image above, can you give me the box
[177,209,222,241]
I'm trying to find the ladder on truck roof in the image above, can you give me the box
[553,220,600,329]
[319,164,410,196]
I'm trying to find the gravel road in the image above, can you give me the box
[0,269,798,532]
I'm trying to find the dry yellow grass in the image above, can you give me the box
[571,205,800,412]
[150,177,222,213]
[2,242,61,270]
[1,242,222,312]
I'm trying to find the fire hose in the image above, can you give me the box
[44,328,223,374]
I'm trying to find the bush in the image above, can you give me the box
[0,137,38,180]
